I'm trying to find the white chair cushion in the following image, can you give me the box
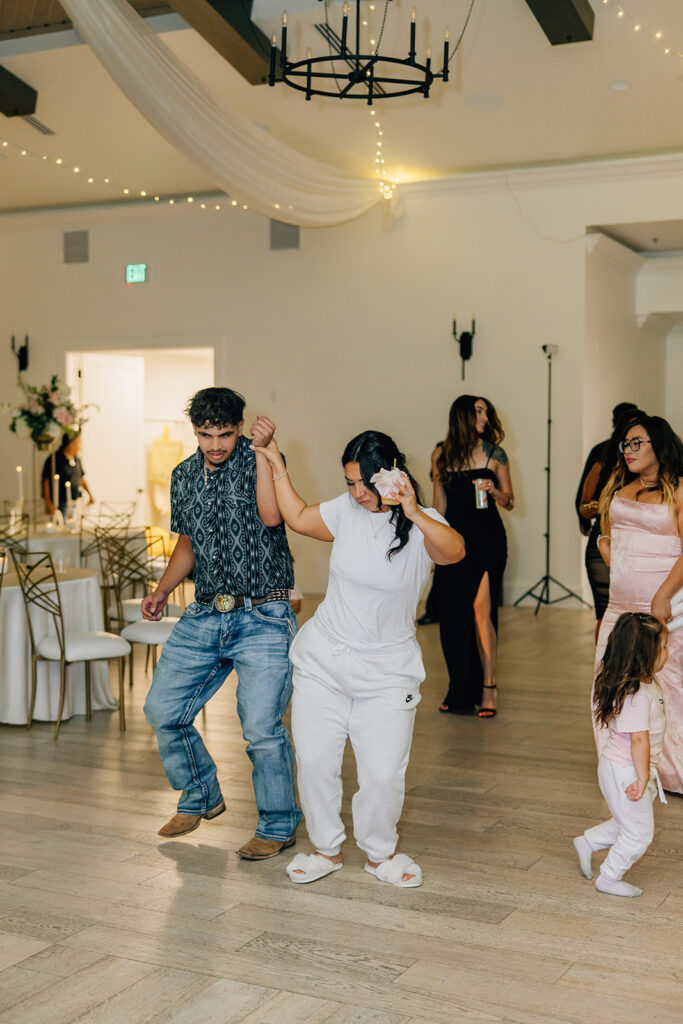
[37,631,131,661]
[121,617,180,644]
[108,598,145,623]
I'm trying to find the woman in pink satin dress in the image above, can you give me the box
[595,415,683,794]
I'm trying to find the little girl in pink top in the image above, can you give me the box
[574,612,667,898]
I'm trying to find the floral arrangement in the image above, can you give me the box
[3,375,86,447]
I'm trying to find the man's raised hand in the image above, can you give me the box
[251,415,276,449]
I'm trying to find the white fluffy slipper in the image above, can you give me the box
[364,853,422,888]
[286,852,343,884]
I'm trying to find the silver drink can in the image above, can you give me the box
[474,480,488,509]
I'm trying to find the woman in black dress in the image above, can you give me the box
[578,406,643,641]
[432,396,514,717]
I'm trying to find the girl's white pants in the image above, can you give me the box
[290,618,424,863]
[583,756,656,881]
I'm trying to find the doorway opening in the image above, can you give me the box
[65,348,214,528]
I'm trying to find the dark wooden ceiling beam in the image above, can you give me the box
[0,64,37,116]
[524,0,594,45]
[165,1,271,85]
[0,3,173,43]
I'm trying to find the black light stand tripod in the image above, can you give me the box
[514,344,589,615]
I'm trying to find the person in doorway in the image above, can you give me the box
[253,426,465,887]
[142,387,301,859]
[576,402,639,637]
[42,432,95,516]
[432,396,514,718]
[575,402,638,533]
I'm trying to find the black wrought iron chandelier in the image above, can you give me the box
[268,1,451,104]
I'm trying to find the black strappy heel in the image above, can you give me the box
[477,684,497,719]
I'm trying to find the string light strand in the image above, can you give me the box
[0,136,282,214]
[601,1,683,60]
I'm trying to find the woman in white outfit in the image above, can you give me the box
[251,422,465,887]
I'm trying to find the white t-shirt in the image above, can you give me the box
[602,681,666,769]
[313,492,448,650]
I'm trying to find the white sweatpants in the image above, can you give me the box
[290,618,424,863]
[583,756,656,881]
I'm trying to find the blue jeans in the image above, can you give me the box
[144,599,301,841]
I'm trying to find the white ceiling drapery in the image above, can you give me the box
[60,0,383,227]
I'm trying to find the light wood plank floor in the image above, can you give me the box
[1,601,682,1024]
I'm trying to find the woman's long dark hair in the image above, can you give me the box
[342,431,423,560]
[436,395,504,486]
[593,612,665,727]
[599,414,683,527]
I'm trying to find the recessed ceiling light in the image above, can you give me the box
[611,80,631,91]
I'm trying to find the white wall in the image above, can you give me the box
[2,158,683,595]
[637,255,683,321]
[584,234,667,454]
[666,328,683,440]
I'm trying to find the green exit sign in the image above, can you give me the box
[125,263,147,284]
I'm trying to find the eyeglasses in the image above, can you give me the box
[618,437,651,453]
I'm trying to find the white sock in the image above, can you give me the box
[572,836,593,879]
[595,874,642,898]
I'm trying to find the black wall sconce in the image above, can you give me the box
[11,334,29,373]
[11,333,29,374]
[453,318,476,380]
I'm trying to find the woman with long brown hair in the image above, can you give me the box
[596,414,683,793]
[431,395,514,717]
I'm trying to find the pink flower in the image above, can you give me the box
[370,467,405,505]
[54,407,73,426]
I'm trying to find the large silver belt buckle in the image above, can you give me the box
[213,593,236,613]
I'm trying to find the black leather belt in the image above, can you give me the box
[198,588,290,612]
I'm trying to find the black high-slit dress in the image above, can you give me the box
[437,455,508,713]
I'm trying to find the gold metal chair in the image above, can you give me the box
[10,550,130,738]
[0,511,29,556]
[93,526,148,631]
[96,530,181,688]
[99,500,137,519]
[79,510,133,568]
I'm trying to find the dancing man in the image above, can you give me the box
[142,386,301,859]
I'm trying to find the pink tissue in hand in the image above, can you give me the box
[370,467,404,505]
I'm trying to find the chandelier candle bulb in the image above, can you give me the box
[53,474,59,512]
[341,4,349,54]
[280,15,288,67]
[410,11,417,62]
[269,34,277,84]
[16,465,23,503]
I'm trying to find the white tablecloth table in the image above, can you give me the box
[26,530,83,569]
[0,567,118,725]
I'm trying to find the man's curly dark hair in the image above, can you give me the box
[185,387,245,427]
